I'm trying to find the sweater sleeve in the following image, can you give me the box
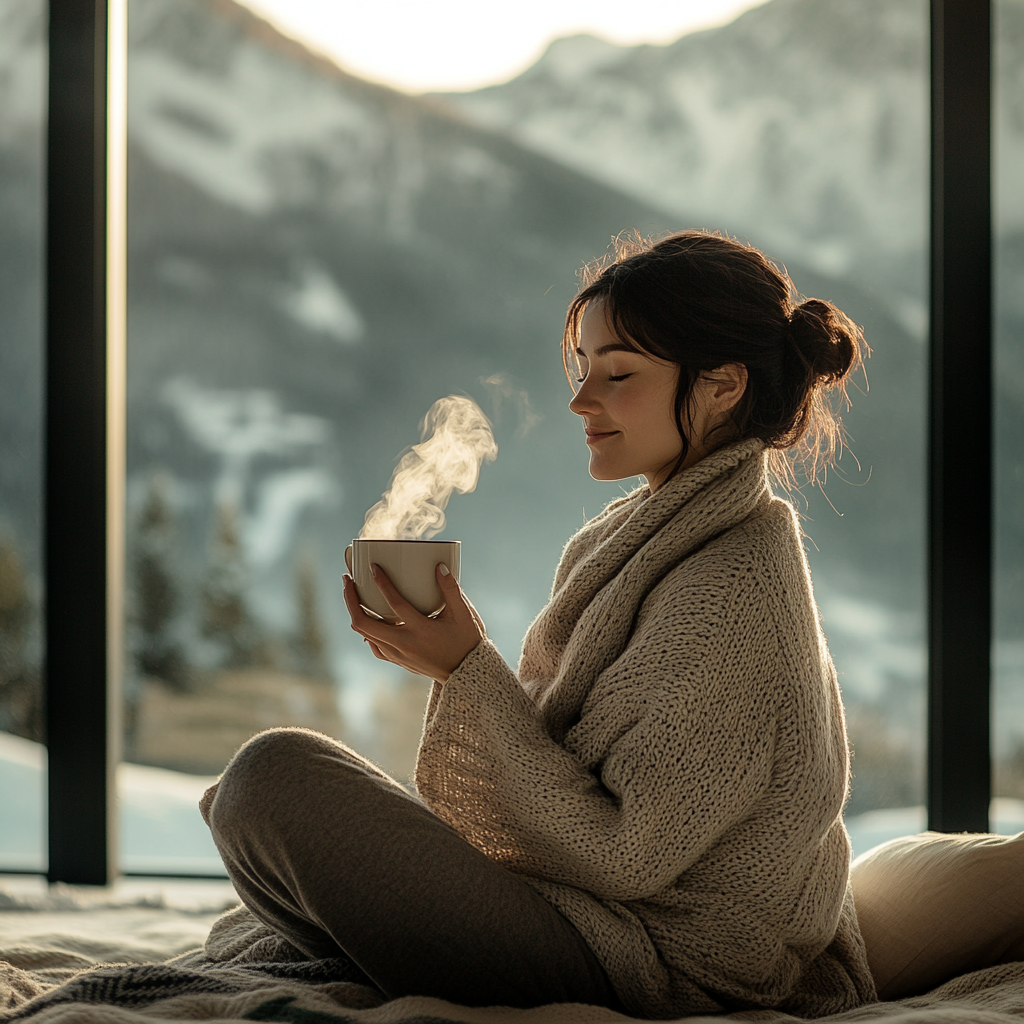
[414,572,781,903]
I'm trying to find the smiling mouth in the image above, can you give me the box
[585,428,619,445]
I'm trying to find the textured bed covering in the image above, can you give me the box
[2,889,1023,1024]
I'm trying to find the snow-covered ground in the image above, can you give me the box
[1,732,223,876]
[2,731,1022,874]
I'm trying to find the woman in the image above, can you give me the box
[201,231,877,1017]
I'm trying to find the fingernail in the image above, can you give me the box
[370,564,377,577]
[439,562,450,576]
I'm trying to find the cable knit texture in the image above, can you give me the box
[414,440,877,1019]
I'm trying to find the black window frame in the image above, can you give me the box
[45,0,124,885]
[927,0,993,834]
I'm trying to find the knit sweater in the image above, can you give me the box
[414,439,877,1019]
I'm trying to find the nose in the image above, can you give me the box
[568,378,599,417]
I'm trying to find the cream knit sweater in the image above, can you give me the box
[414,440,877,1019]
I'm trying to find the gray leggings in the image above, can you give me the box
[200,727,618,1010]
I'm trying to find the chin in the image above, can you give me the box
[589,459,636,483]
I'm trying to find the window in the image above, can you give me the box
[8,0,1007,881]
[115,0,936,865]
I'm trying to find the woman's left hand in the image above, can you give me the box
[343,563,486,682]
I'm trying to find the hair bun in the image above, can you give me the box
[788,298,859,385]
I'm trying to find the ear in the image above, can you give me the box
[709,362,748,415]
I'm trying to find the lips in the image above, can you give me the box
[585,427,619,445]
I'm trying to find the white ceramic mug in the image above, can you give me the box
[346,539,461,624]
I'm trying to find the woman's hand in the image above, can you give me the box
[343,562,486,682]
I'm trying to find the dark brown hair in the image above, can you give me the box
[562,230,866,487]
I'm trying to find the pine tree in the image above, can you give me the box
[0,538,43,741]
[132,477,186,689]
[293,556,328,680]
[200,503,266,668]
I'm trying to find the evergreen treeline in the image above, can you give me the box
[124,475,335,761]
[129,475,331,686]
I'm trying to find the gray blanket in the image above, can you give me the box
[2,905,1023,1024]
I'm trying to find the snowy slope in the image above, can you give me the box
[127,0,541,236]
[0,731,223,875]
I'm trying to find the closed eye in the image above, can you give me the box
[572,371,633,388]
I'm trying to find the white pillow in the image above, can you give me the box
[849,830,1024,1000]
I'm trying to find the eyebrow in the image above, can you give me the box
[574,343,641,359]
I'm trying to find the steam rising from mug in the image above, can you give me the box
[360,396,498,540]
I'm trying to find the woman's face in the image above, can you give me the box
[569,302,690,491]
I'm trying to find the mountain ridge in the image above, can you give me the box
[436,0,1024,326]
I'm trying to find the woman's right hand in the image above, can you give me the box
[343,561,486,683]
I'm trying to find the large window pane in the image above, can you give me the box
[994,0,1024,835]
[121,0,635,869]
[0,0,46,873]
[120,0,934,866]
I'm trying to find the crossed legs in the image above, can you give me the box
[201,727,617,1010]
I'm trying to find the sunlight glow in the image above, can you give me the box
[236,0,770,93]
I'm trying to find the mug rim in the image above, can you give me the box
[352,538,460,545]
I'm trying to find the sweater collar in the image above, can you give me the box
[520,440,772,725]
[563,438,770,606]
[560,439,771,584]
[619,437,767,516]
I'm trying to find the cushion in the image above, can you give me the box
[850,830,1024,999]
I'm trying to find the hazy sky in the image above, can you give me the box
[238,0,770,93]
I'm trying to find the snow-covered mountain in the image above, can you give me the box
[439,0,1024,329]
[0,0,989,645]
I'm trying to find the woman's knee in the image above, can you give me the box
[202,727,339,839]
